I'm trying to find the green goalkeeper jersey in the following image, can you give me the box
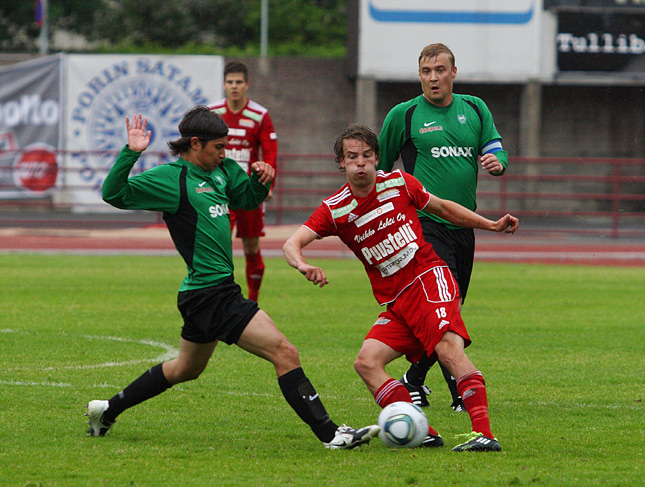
[378,93,508,229]
[102,146,270,291]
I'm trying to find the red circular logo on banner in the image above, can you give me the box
[13,144,59,193]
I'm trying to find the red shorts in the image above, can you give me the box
[230,204,265,238]
[364,266,471,364]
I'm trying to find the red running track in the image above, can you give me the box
[1,226,643,267]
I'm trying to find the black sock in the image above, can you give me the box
[404,353,437,386]
[277,367,338,443]
[105,363,172,423]
[438,360,460,402]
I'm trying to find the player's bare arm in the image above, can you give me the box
[283,226,329,287]
[126,114,151,153]
[424,195,519,234]
[251,161,275,186]
[480,153,504,175]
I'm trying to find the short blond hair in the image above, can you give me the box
[418,43,455,67]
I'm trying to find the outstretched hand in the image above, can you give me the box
[297,263,329,288]
[126,114,151,152]
[493,214,519,234]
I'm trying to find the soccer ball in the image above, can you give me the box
[378,401,428,448]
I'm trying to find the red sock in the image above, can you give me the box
[456,371,494,438]
[374,379,439,436]
[245,252,265,302]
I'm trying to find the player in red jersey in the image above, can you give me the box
[209,61,278,301]
[283,124,519,452]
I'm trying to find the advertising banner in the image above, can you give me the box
[358,0,545,82]
[557,11,645,72]
[64,54,224,207]
[544,0,645,10]
[0,54,63,199]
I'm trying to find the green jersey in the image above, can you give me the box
[102,146,270,291]
[378,93,508,229]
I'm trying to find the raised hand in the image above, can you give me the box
[126,114,151,153]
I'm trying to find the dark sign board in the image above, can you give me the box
[546,0,645,9]
[557,11,645,71]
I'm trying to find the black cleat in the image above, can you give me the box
[452,432,501,452]
[421,434,444,448]
[400,372,431,408]
[451,397,466,412]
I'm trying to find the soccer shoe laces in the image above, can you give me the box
[455,431,484,442]
[336,424,357,435]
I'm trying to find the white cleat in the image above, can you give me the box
[85,400,113,437]
[324,424,380,449]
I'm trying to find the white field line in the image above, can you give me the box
[0,330,178,373]
[1,330,641,411]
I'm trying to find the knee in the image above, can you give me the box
[435,336,464,370]
[272,336,300,369]
[354,351,378,380]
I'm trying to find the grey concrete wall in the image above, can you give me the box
[238,57,357,157]
[4,54,642,159]
[235,57,644,223]
[2,54,642,222]
[239,57,645,160]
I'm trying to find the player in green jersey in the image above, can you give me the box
[378,43,509,412]
[85,106,379,449]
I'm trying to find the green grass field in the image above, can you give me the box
[0,255,642,486]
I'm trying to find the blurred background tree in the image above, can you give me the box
[0,0,347,56]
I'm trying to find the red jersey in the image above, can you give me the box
[208,98,278,174]
[304,170,446,305]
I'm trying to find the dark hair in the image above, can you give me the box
[333,124,379,172]
[224,61,248,81]
[167,105,228,156]
[418,43,455,68]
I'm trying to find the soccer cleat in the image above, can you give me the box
[451,397,466,412]
[324,424,380,450]
[85,400,114,437]
[400,372,431,408]
[452,432,501,452]
[421,433,444,448]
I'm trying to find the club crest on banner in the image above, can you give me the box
[65,55,223,207]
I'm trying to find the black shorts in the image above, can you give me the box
[177,276,260,345]
[419,216,475,302]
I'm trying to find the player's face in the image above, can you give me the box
[224,72,249,104]
[192,137,228,171]
[340,139,378,195]
[418,53,456,107]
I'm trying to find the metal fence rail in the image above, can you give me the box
[1,151,643,239]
